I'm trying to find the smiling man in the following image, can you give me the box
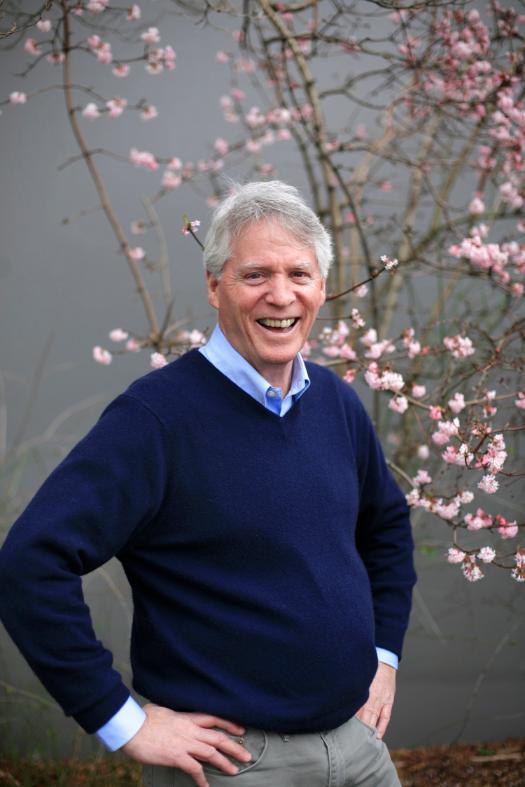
[0,181,416,787]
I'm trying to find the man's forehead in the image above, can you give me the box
[238,258,316,269]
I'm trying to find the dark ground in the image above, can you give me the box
[0,738,523,786]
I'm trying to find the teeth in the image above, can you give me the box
[259,318,296,328]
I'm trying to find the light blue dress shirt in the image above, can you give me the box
[95,324,398,750]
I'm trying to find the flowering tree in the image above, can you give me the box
[1,0,524,589]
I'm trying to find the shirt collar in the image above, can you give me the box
[199,324,310,411]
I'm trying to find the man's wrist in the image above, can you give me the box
[95,696,146,751]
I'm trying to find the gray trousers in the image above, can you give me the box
[142,715,401,787]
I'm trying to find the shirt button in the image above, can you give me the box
[267,390,276,398]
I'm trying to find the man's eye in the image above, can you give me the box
[245,272,263,280]
[292,271,309,279]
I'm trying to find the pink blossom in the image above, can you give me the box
[96,43,113,64]
[9,92,27,105]
[140,105,158,121]
[93,346,112,365]
[447,547,466,564]
[163,46,176,70]
[161,171,181,190]
[464,508,493,531]
[364,363,404,393]
[109,329,128,342]
[343,369,357,384]
[141,27,160,45]
[429,406,442,420]
[182,220,201,236]
[24,37,41,55]
[323,346,342,359]
[443,334,475,358]
[36,19,52,32]
[216,50,229,63]
[127,4,141,20]
[355,284,368,298]
[478,547,496,563]
[125,338,141,352]
[515,392,525,409]
[246,107,266,128]
[146,61,163,75]
[469,196,485,214]
[462,555,484,582]
[434,499,460,520]
[448,392,466,413]
[87,0,109,12]
[188,329,205,346]
[442,446,468,466]
[380,254,399,271]
[128,246,145,261]
[46,52,65,64]
[150,352,168,369]
[112,64,130,77]
[478,433,507,474]
[497,516,518,539]
[350,308,365,329]
[500,181,524,209]
[82,103,100,120]
[236,57,256,74]
[214,138,229,156]
[417,445,429,460]
[340,343,356,361]
[389,395,409,414]
[511,283,524,297]
[246,139,262,154]
[106,97,127,118]
[432,418,460,446]
[412,384,426,398]
[459,491,474,504]
[478,474,499,494]
[167,157,182,171]
[413,469,432,486]
[130,148,159,171]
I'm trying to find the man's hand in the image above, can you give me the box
[122,703,252,787]
[355,662,396,739]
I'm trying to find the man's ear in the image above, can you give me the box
[319,276,326,305]
[206,271,220,310]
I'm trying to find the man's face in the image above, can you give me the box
[207,219,326,386]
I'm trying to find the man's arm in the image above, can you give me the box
[0,393,253,785]
[0,394,167,732]
[348,388,416,736]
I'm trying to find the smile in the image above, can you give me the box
[257,318,299,330]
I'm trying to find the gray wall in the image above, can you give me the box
[1,2,523,757]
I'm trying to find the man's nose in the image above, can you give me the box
[265,276,296,306]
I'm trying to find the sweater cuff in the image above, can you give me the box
[95,696,146,751]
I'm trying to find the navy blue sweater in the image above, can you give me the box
[0,351,416,735]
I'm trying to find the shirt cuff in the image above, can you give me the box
[95,696,146,751]
[376,647,399,670]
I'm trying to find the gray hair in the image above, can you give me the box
[203,180,333,279]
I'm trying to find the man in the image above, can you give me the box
[0,181,416,786]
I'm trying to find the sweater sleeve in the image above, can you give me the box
[0,393,168,733]
[349,389,417,660]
